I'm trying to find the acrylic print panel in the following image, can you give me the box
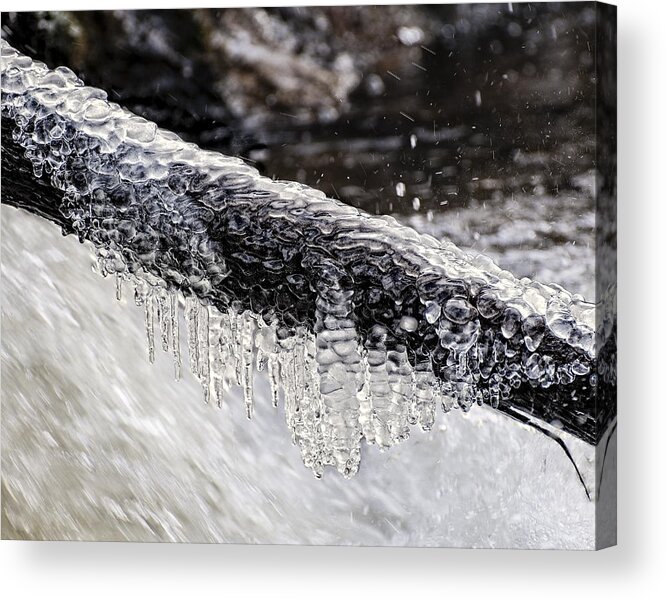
[0,3,616,549]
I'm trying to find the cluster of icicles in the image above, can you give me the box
[104,263,449,479]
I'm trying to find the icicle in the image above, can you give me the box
[457,351,468,379]
[241,314,255,418]
[364,326,392,447]
[198,303,210,403]
[489,380,501,409]
[144,289,155,364]
[278,338,297,434]
[289,336,306,432]
[255,346,267,373]
[314,276,363,478]
[233,312,243,386]
[185,295,200,377]
[306,336,326,476]
[170,292,181,381]
[386,344,413,443]
[218,312,236,389]
[439,381,456,412]
[208,310,226,408]
[133,279,146,307]
[413,364,437,431]
[268,353,280,408]
[357,353,374,444]
[115,273,123,301]
[254,321,271,373]
[279,334,326,478]
[157,291,170,352]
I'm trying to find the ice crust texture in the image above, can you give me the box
[1,41,606,478]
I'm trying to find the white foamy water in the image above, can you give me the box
[1,206,595,548]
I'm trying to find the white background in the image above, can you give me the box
[1,0,664,597]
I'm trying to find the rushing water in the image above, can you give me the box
[1,205,595,547]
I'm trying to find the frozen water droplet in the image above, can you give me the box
[399,316,418,332]
[443,297,476,324]
[501,308,521,339]
[424,301,441,324]
[397,26,424,46]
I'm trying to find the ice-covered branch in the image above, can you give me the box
[1,41,615,477]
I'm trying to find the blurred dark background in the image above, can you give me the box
[2,4,597,211]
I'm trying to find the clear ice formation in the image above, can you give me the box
[1,41,611,478]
